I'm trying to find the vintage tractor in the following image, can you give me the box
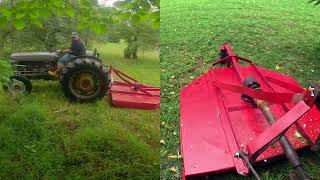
[5,49,160,109]
[180,43,320,179]
[6,49,110,102]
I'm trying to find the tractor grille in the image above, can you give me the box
[13,61,57,80]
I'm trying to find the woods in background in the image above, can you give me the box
[0,0,159,58]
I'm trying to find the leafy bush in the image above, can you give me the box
[309,0,320,5]
[0,60,12,87]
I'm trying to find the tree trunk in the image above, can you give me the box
[123,36,138,59]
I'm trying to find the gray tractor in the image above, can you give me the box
[6,49,112,102]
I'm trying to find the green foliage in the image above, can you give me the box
[108,26,122,43]
[0,60,12,87]
[124,39,138,59]
[0,0,159,35]
[114,0,160,28]
[309,0,320,6]
[107,0,160,58]
[117,22,159,58]
[13,19,26,30]
[0,0,105,34]
[0,0,159,60]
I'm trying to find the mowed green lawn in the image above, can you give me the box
[160,0,320,179]
[0,42,159,179]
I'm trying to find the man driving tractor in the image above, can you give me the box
[48,32,86,79]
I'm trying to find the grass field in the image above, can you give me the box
[160,0,320,179]
[0,42,160,179]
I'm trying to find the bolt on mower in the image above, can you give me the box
[180,43,320,180]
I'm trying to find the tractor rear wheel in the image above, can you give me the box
[60,57,110,102]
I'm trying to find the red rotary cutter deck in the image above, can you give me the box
[180,43,320,179]
[109,67,160,110]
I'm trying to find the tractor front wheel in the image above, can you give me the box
[4,75,32,95]
[60,57,110,102]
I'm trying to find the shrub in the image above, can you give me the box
[0,60,12,88]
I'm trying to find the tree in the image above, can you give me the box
[0,0,109,33]
[119,22,159,59]
[114,0,160,59]
[0,0,159,81]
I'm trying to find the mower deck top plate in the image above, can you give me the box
[180,65,320,177]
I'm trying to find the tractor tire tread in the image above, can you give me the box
[60,57,110,102]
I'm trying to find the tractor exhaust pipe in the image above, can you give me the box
[242,76,310,180]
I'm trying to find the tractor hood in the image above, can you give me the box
[10,52,59,62]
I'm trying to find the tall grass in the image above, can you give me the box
[0,100,64,178]
[0,42,159,179]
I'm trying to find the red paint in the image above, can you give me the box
[180,44,320,179]
[246,101,310,161]
[109,67,160,110]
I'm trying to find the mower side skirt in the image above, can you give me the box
[180,73,236,177]
[110,81,160,110]
[209,71,249,175]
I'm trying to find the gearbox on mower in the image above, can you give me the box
[6,49,160,110]
[180,43,320,179]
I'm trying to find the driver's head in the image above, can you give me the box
[71,32,79,40]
